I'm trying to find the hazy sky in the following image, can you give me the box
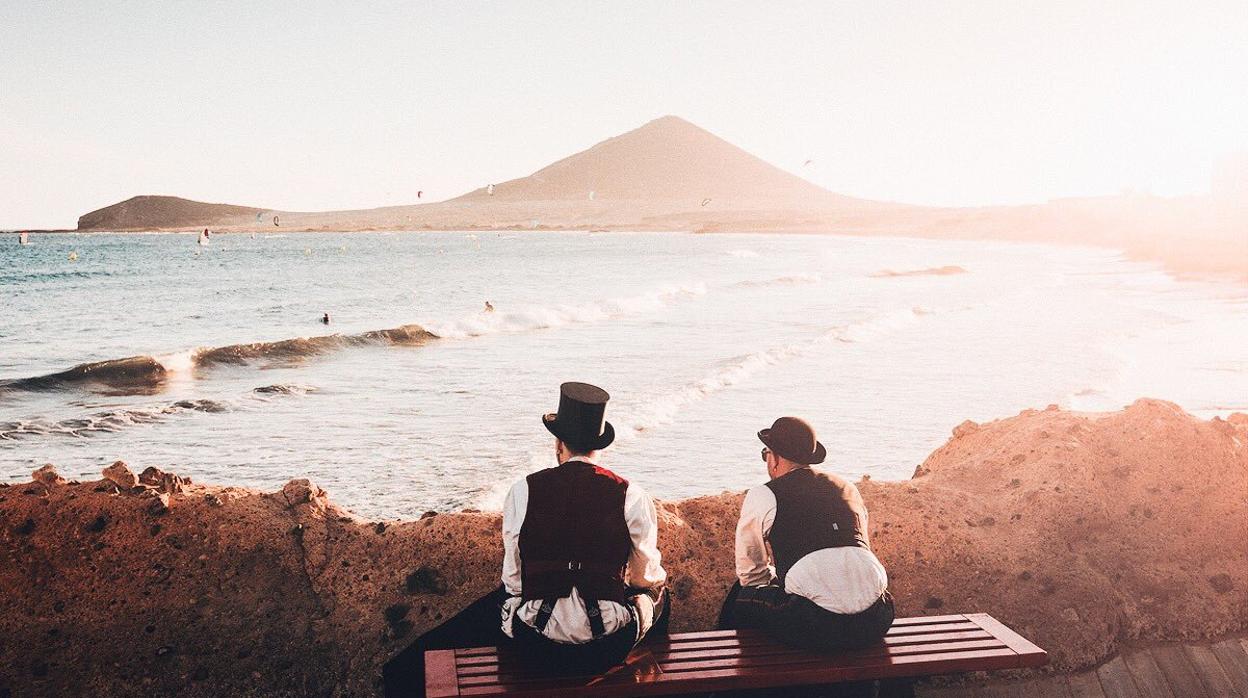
[2,1,1246,228]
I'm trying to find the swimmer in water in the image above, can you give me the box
[321,313,330,324]
[484,301,495,313]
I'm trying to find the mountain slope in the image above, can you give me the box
[76,115,865,231]
[451,115,856,208]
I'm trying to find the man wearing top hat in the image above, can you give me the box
[383,382,667,697]
[500,381,668,665]
[718,416,894,652]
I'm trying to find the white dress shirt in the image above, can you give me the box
[501,456,667,643]
[736,483,888,614]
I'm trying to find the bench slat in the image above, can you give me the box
[432,614,1048,698]
[457,632,1006,679]
[966,614,1047,661]
[425,649,460,698]
[456,647,1037,697]
[455,628,997,676]
[890,614,973,626]
[632,615,972,643]
[458,638,1015,687]
[454,619,985,663]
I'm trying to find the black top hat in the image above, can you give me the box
[543,382,615,452]
[758,416,826,465]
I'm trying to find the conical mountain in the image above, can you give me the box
[78,116,870,230]
[451,115,857,209]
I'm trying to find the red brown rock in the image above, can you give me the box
[102,461,138,490]
[139,466,187,494]
[31,464,64,487]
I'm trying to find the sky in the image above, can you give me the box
[2,0,1246,229]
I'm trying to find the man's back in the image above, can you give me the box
[765,467,871,582]
[519,461,633,603]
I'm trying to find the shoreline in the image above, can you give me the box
[12,225,1245,287]
[2,398,1244,696]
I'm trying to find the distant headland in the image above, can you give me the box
[74,116,1247,283]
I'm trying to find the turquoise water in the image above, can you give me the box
[2,230,1245,518]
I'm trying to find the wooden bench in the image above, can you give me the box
[425,613,1048,697]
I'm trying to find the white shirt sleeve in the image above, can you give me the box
[735,485,777,587]
[623,483,666,589]
[500,478,528,597]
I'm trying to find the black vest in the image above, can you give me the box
[519,461,631,603]
[765,467,870,584]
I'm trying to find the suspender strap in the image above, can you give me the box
[534,599,556,632]
[583,596,607,639]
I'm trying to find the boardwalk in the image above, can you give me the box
[918,637,1248,697]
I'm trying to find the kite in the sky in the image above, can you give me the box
[803,159,814,167]
[417,191,423,199]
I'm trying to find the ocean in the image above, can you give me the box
[2,230,1245,519]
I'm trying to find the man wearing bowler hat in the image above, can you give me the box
[718,416,893,652]
[382,382,667,697]
[499,381,668,666]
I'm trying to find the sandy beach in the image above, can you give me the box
[2,398,1244,696]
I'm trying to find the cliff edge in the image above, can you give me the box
[1,399,1245,696]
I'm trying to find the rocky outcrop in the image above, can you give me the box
[77,195,265,231]
[1,399,1244,697]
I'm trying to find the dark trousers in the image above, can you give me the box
[383,586,670,698]
[718,582,894,653]
[714,583,903,698]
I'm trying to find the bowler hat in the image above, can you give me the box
[543,382,615,452]
[758,416,826,465]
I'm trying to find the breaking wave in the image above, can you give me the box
[253,384,317,396]
[194,325,435,366]
[0,385,317,442]
[618,306,929,437]
[422,283,707,339]
[0,356,171,394]
[0,326,437,395]
[0,398,229,441]
[1,274,827,397]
